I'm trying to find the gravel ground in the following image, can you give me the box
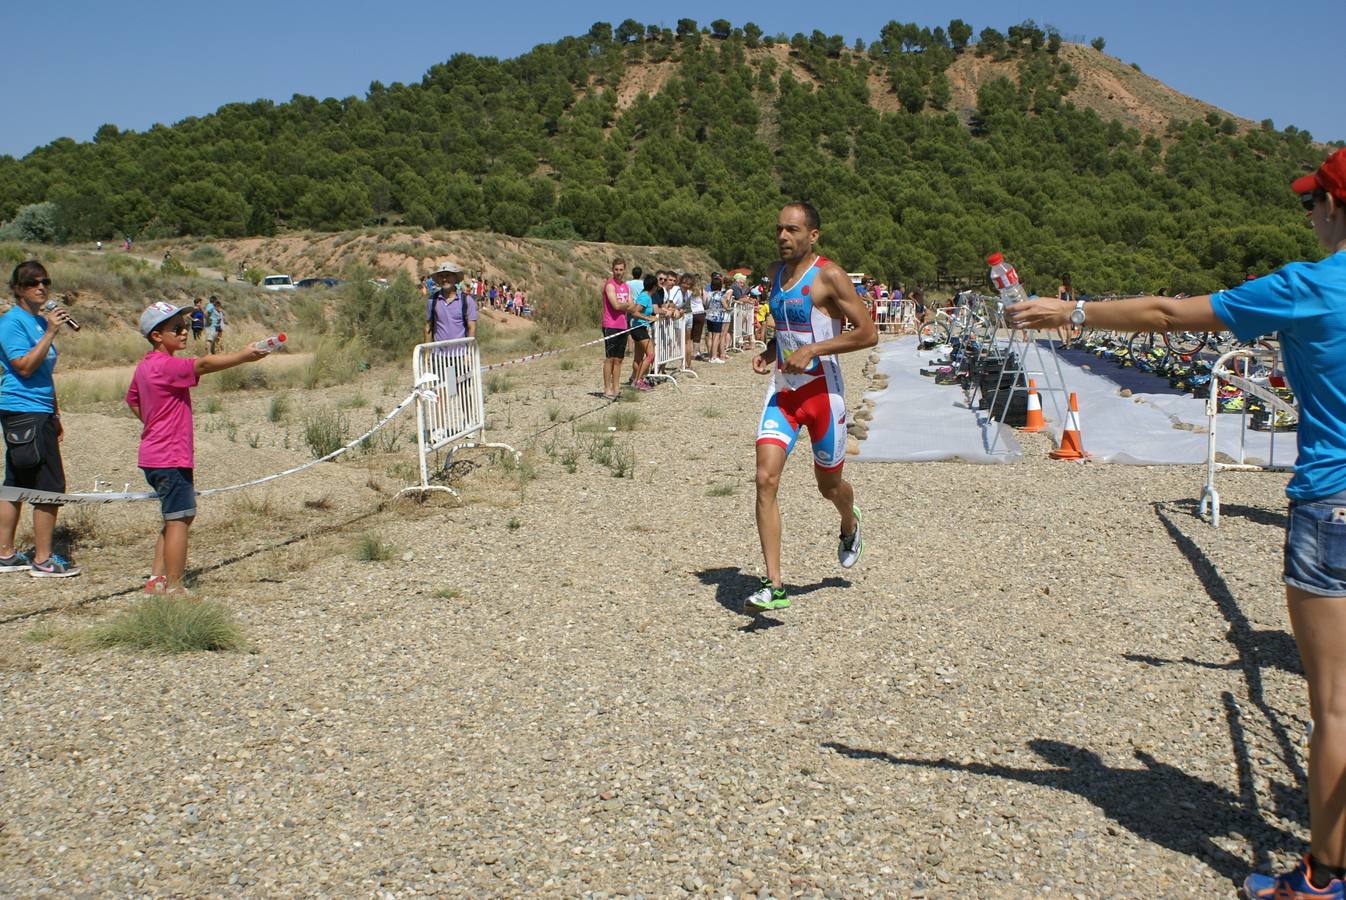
[0,337,1306,897]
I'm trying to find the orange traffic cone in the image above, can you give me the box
[1049,392,1086,460]
[1021,379,1045,432]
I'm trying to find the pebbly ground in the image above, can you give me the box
[0,337,1306,897]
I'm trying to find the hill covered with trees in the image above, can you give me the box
[0,19,1335,294]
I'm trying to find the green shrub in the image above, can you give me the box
[79,596,246,654]
[267,394,289,422]
[354,532,393,561]
[159,256,198,277]
[303,407,350,458]
[188,244,226,265]
[304,335,366,388]
[610,408,641,431]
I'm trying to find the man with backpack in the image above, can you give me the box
[423,261,476,344]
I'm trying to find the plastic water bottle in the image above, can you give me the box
[986,253,1028,307]
[254,333,286,353]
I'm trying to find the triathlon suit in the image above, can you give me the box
[756,256,847,471]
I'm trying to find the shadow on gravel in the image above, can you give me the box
[1164,497,1288,530]
[694,567,849,631]
[1124,627,1301,676]
[824,725,1298,883]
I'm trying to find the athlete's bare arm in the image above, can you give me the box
[779,261,878,374]
[604,282,638,315]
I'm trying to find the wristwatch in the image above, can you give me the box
[1069,299,1086,326]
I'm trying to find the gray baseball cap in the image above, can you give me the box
[139,301,190,337]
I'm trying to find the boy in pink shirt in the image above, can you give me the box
[126,302,269,594]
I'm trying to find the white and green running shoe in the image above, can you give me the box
[745,577,789,612]
[838,506,863,569]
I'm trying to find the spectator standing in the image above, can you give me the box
[687,273,707,362]
[0,261,80,577]
[731,273,752,350]
[625,266,644,310]
[704,273,730,363]
[600,258,638,400]
[1008,147,1346,899]
[189,298,205,341]
[127,302,270,594]
[628,273,658,391]
[424,262,476,343]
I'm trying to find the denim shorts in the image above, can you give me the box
[142,467,197,521]
[1284,490,1346,597]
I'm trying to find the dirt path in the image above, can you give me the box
[0,339,1305,897]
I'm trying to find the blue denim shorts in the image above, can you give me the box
[1284,490,1346,597]
[142,467,196,521]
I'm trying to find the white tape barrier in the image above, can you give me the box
[0,388,423,507]
[406,338,517,495]
[479,323,640,374]
[1199,348,1297,526]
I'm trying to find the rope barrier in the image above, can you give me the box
[0,387,424,507]
[479,323,642,373]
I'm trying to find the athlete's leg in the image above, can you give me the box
[755,442,788,588]
[1288,585,1346,867]
[813,464,857,536]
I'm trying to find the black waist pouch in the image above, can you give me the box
[2,413,44,469]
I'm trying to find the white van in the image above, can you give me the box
[262,274,296,291]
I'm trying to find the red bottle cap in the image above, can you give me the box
[986,252,1004,266]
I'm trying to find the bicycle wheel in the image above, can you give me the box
[1163,330,1209,356]
[918,321,950,346]
[1126,331,1161,365]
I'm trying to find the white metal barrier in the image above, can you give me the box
[647,316,685,386]
[1199,348,1297,527]
[729,303,762,353]
[403,338,517,497]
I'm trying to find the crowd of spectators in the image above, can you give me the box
[425,271,531,319]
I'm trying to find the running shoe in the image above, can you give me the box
[0,549,32,573]
[144,575,168,594]
[635,379,654,392]
[30,554,82,578]
[1243,856,1345,899]
[838,506,863,569]
[745,577,789,612]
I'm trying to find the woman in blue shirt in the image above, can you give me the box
[1009,148,1346,898]
[0,261,81,577]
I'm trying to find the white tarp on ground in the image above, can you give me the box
[855,336,1022,464]
[1036,347,1298,467]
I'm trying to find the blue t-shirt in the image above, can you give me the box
[628,290,654,330]
[0,306,57,413]
[1209,250,1346,499]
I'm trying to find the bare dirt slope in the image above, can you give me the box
[0,337,1305,897]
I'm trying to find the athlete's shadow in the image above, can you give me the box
[695,567,849,628]
[824,707,1298,884]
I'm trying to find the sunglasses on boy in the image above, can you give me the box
[155,320,190,335]
[20,277,52,288]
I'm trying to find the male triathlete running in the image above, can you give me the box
[746,202,878,612]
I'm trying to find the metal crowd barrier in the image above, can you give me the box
[403,338,517,497]
[1199,348,1297,527]
[647,316,687,386]
[729,303,762,353]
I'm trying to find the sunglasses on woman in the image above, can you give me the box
[20,277,52,288]
[1301,189,1328,212]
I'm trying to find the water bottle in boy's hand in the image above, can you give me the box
[253,333,286,353]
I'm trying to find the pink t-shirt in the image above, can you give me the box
[601,278,629,330]
[125,351,200,469]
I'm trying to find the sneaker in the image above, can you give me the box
[30,554,82,578]
[745,577,789,612]
[635,379,654,392]
[0,549,32,573]
[1244,857,1345,899]
[144,575,168,594]
[838,506,863,569]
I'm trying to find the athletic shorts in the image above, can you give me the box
[602,327,628,360]
[756,377,847,471]
[1,411,66,495]
[1284,491,1346,596]
[143,466,197,520]
[690,313,706,343]
[706,319,724,334]
[629,326,650,344]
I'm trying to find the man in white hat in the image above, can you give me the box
[424,261,475,344]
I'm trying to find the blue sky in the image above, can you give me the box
[4,0,1341,159]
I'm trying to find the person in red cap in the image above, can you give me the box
[1008,147,1346,899]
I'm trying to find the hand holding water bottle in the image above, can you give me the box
[253,333,286,354]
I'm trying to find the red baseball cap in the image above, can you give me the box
[1292,147,1346,203]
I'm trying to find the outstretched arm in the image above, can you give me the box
[1008,295,1223,333]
